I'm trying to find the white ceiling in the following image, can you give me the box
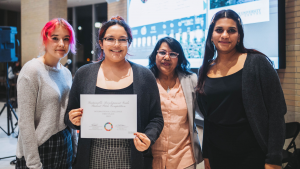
[0,0,107,12]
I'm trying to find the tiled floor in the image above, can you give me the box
[0,102,18,169]
[0,101,204,169]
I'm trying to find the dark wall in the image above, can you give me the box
[0,9,21,75]
[67,3,107,72]
[0,9,21,101]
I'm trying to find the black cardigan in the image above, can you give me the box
[198,53,287,166]
[64,60,164,169]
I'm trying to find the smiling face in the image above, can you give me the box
[155,42,178,76]
[99,24,129,63]
[45,26,70,60]
[211,18,240,54]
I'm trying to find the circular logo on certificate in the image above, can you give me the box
[104,122,113,131]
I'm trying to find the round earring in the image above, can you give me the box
[237,41,240,46]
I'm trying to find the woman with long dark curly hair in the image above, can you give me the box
[196,10,286,169]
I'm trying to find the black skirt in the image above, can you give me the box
[208,145,265,169]
[16,128,73,169]
[207,121,266,169]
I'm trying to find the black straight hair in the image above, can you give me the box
[196,9,270,95]
[149,37,192,78]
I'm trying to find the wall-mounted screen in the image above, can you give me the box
[127,0,284,69]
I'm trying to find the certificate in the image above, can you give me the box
[80,94,137,138]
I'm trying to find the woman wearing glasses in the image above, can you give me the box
[149,37,204,169]
[65,16,164,169]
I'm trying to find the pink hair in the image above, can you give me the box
[41,18,76,54]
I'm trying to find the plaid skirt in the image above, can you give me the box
[89,138,131,169]
[16,128,73,169]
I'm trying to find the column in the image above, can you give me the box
[21,0,68,66]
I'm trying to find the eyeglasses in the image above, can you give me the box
[157,50,179,58]
[102,37,128,46]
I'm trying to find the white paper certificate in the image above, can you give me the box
[80,94,137,138]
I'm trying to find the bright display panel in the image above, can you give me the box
[127,0,280,69]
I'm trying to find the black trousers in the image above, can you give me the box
[208,141,265,169]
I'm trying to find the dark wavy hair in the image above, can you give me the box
[97,16,133,61]
[196,9,269,95]
[149,37,192,78]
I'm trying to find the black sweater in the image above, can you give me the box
[197,53,286,166]
[64,60,164,169]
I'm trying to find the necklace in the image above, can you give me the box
[159,77,176,93]
[167,86,170,93]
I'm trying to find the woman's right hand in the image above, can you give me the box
[204,158,211,169]
[69,108,83,126]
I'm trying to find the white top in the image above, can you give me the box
[16,58,72,169]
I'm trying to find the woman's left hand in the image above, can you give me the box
[265,164,281,169]
[133,132,151,152]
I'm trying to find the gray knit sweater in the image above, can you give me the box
[16,58,72,169]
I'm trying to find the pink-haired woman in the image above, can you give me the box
[16,18,76,169]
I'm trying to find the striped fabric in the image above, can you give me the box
[16,128,73,169]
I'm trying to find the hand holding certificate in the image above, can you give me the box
[80,94,137,139]
[134,132,151,151]
[68,108,83,126]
